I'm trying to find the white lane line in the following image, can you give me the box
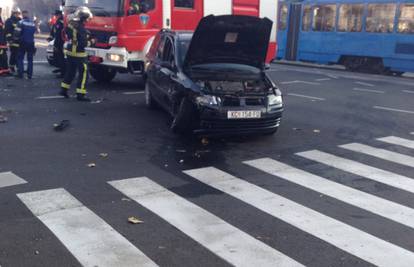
[32,61,49,64]
[403,90,414,94]
[184,167,414,267]
[355,81,374,87]
[373,106,414,115]
[353,88,384,94]
[287,93,325,101]
[280,80,320,85]
[245,158,414,229]
[122,91,145,95]
[297,150,414,193]
[377,136,414,149]
[36,95,65,100]
[340,143,414,168]
[17,188,157,267]
[109,177,303,267]
[0,172,27,189]
[315,78,331,82]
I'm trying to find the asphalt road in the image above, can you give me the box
[0,46,414,267]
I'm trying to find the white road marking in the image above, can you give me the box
[109,177,302,267]
[184,167,414,267]
[32,61,49,64]
[280,80,320,85]
[245,158,414,229]
[0,172,27,189]
[315,78,331,82]
[403,90,414,94]
[287,93,325,101]
[36,95,65,100]
[411,132,414,135]
[297,150,414,193]
[17,188,157,267]
[122,91,145,95]
[355,81,374,87]
[340,143,414,168]
[353,88,384,94]
[373,106,414,115]
[377,136,414,149]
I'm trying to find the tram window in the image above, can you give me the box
[312,4,337,32]
[366,4,396,33]
[338,4,363,32]
[302,5,312,31]
[398,4,414,34]
[279,4,288,30]
[174,0,194,8]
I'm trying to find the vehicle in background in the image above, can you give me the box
[62,0,278,83]
[277,0,414,75]
[46,40,57,67]
[145,15,283,136]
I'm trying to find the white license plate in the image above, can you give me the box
[227,110,261,119]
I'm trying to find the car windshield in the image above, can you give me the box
[65,0,122,17]
[177,34,192,66]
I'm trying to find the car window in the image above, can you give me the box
[148,33,162,57]
[156,35,166,60]
[162,37,175,66]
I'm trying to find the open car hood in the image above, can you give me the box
[183,15,273,71]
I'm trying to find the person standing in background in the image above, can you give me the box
[5,7,21,74]
[48,10,65,77]
[0,6,10,75]
[15,10,36,79]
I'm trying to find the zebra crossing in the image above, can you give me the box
[3,134,414,266]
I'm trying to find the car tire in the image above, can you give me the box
[145,82,158,109]
[171,97,197,134]
[89,65,117,83]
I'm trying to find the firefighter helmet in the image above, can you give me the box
[73,6,93,22]
[12,7,21,14]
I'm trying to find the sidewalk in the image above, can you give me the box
[272,59,414,78]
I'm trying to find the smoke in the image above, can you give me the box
[14,0,62,19]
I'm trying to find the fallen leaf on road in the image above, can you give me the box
[128,216,143,224]
[87,163,96,168]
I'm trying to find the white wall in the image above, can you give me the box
[204,0,232,16]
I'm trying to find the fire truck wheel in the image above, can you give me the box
[89,66,117,83]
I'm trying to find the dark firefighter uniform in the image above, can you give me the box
[5,15,21,73]
[0,14,10,75]
[15,12,36,79]
[60,19,91,101]
[48,11,65,76]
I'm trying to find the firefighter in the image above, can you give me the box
[5,7,21,74]
[60,7,93,102]
[15,10,36,79]
[0,6,10,75]
[48,10,65,77]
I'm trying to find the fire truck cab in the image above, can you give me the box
[63,0,278,82]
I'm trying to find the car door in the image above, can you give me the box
[147,34,167,106]
[157,36,178,114]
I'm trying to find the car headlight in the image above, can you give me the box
[196,95,220,106]
[108,36,118,45]
[268,94,283,107]
[107,53,124,62]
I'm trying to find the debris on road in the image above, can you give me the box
[128,216,143,224]
[34,250,39,255]
[179,159,184,164]
[176,149,186,153]
[87,163,96,168]
[201,137,209,146]
[313,129,321,133]
[99,153,108,158]
[53,120,70,131]
[0,115,8,123]
[293,128,302,131]
[121,197,131,202]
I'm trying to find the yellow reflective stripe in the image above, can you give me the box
[72,28,77,55]
[10,43,20,47]
[61,82,70,89]
[6,33,12,37]
[64,50,87,57]
[76,88,87,94]
[80,63,87,92]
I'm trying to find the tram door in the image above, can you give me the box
[285,3,302,60]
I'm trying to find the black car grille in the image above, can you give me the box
[222,97,265,107]
[200,117,281,130]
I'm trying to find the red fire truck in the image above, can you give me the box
[63,0,278,82]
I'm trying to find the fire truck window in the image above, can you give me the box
[398,4,414,34]
[338,4,363,32]
[312,4,337,32]
[175,0,194,9]
[128,0,155,15]
[366,4,396,33]
[278,4,288,30]
[302,5,312,31]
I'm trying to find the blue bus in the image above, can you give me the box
[276,0,414,75]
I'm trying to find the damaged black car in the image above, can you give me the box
[144,15,283,136]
